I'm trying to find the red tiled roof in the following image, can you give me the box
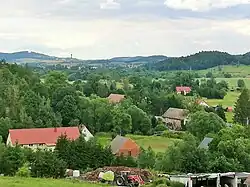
[108,94,125,103]
[176,86,191,93]
[9,127,80,146]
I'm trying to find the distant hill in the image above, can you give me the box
[110,55,167,64]
[148,51,250,71]
[0,51,56,61]
[0,51,167,65]
[0,51,80,64]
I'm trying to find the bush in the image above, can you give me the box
[16,163,31,177]
[153,178,167,186]
[155,125,167,132]
[224,73,232,78]
[169,181,185,187]
[162,131,186,139]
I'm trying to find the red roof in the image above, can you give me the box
[9,127,80,146]
[108,94,125,103]
[176,86,191,93]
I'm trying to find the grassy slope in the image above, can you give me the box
[198,65,250,78]
[0,177,103,187]
[205,92,239,123]
[97,134,180,153]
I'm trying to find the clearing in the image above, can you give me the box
[205,92,239,123]
[97,134,180,153]
[197,65,250,78]
[0,177,102,187]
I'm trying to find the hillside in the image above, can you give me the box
[0,51,80,64]
[110,55,167,64]
[149,51,250,71]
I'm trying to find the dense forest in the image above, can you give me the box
[148,51,250,71]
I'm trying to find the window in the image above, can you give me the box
[128,151,132,156]
[29,144,33,147]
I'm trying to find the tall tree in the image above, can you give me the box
[234,89,250,125]
[186,111,226,140]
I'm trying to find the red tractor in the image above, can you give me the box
[115,171,144,187]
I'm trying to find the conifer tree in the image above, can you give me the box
[234,89,250,125]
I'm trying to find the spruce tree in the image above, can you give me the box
[234,89,250,125]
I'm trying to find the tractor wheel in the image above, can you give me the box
[134,182,139,187]
[116,176,125,186]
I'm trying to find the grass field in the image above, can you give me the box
[198,65,250,78]
[205,92,239,123]
[205,91,240,107]
[0,177,102,187]
[97,134,180,153]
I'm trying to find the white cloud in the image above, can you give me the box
[164,0,250,11]
[100,0,120,10]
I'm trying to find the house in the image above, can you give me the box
[107,94,126,103]
[176,86,191,95]
[198,137,213,149]
[227,106,233,112]
[6,127,80,151]
[197,100,209,107]
[110,135,140,157]
[162,108,189,130]
[79,125,94,141]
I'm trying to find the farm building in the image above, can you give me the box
[176,86,192,95]
[6,126,93,151]
[108,94,126,103]
[110,135,140,157]
[168,172,250,187]
[162,108,189,130]
[198,137,214,149]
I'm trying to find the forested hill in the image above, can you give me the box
[148,51,250,71]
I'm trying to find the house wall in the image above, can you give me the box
[6,134,12,146]
[81,127,94,141]
[7,134,55,151]
[117,140,140,157]
[165,118,182,130]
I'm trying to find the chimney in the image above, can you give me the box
[54,127,57,132]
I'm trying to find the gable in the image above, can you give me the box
[119,139,139,151]
[110,135,127,154]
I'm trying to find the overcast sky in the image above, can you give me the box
[1,0,250,59]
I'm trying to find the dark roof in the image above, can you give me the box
[163,108,188,120]
[110,135,128,154]
[198,137,213,149]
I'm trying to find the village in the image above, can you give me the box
[2,81,249,187]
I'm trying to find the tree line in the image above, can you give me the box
[148,51,250,71]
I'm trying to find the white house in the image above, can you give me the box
[80,125,94,141]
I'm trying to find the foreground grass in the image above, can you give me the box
[0,177,104,187]
[97,134,180,153]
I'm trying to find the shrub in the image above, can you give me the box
[16,163,31,177]
[155,125,167,132]
[153,178,167,186]
[169,181,185,187]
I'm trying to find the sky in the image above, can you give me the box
[0,0,250,59]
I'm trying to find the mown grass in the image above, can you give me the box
[205,91,240,107]
[97,134,180,153]
[0,177,103,187]
[205,92,238,123]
